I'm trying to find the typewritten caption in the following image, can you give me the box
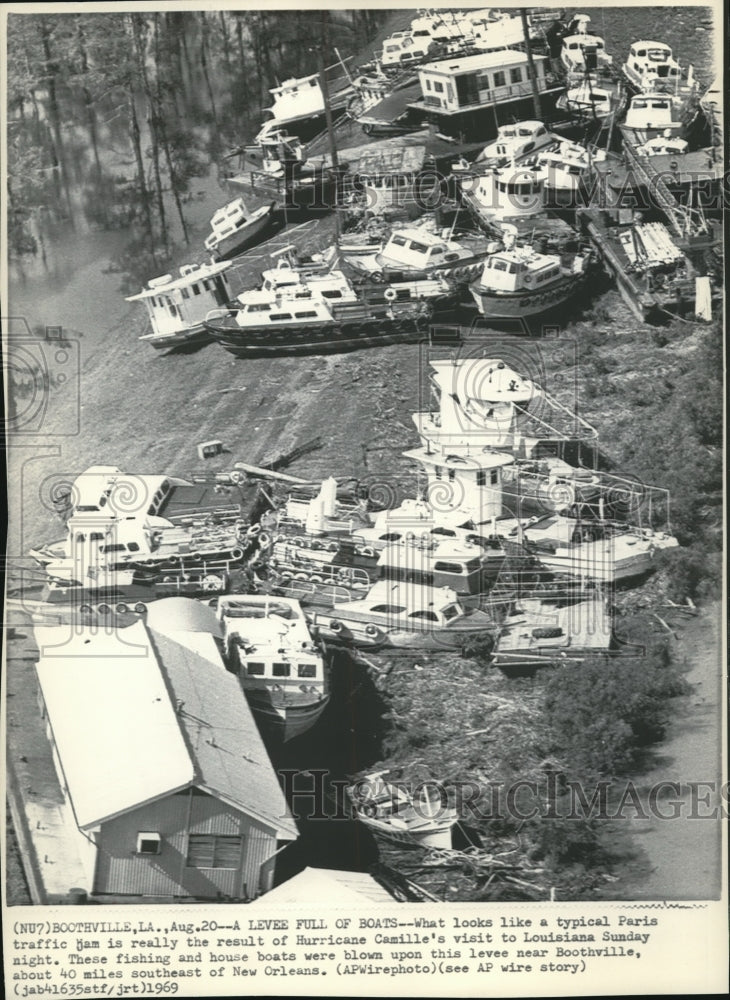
[10,912,661,995]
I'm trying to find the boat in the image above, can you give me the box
[204,197,276,260]
[267,523,505,603]
[556,73,626,123]
[348,772,458,849]
[29,465,253,592]
[341,223,500,285]
[534,140,608,205]
[408,48,564,142]
[516,512,678,582]
[632,132,689,157]
[578,207,721,323]
[307,579,495,650]
[128,261,234,351]
[468,224,593,320]
[559,14,613,77]
[255,66,354,142]
[492,595,612,675]
[216,594,330,742]
[699,74,722,146]
[204,266,453,357]
[226,128,335,210]
[621,40,698,106]
[473,120,556,167]
[620,92,684,145]
[501,457,602,516]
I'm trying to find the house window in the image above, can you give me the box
[136,832,161,855]
[186,834,242,869]
[510,67,522,83]
[493,70,506,87]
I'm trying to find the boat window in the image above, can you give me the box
[90,532,105,542]
[409,240,430,255]
[442,605,460,621]
[181,288,189,300]
[101,544,127,553]
[493,71,506,87]
[511,68,522,83]
[431,527,455,537]
[247,304,270,313]
[408,610,439,621]
[294,291,312,298]
[192,284,201,295]
[637,49,646,57]
[434,81,444,93]
[391,235,408,247]
[370,604,406,614]
[434,561,465,574]
[128,542,140,552]
[295,311,318,319]
[651,101,668,109]
[477,470,487,486]
[269,313,293,321]
[75,533,86,543]
[491,259,508,272]
[430,246,444,255]
[246,662,266,676]
[380,532,402,541]
[272,662,291,677]
[321,290,343,299]
[298,663,317,678]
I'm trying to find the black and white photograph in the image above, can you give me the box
[2,1,727,995]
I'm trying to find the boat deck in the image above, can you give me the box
[158,483,242,523]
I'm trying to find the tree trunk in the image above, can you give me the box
[199,12,219,128]
[131,13,168,251]
[38,16,74,225]
[154,14,189,244]
[128,85,156,256]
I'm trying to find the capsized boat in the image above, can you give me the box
[217,594,330,742]
[204,197,276,260]
[128,261,234,351]
[469,225,593,320]
[348,772,458,849]
[307,580,496,649]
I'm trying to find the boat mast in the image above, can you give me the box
[520,8,542,120]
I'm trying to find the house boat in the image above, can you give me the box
[129,261,234,351]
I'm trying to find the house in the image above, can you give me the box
[33,598,297,901]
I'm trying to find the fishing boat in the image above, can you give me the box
[492,595,612,675]
[469,225,593,320]
[559,14,613,76]
[268,525,505,603]
[128,261,234,351]
[556,73,625,123]
[517,513,678,582]
[204,197,276,260]
[342,223,499,285]
[204,266,453,357]
[216,595,330,742]
[534,140,608,205]
[29,465,253,591]
[578,208,720,323]
[348,772,458,849]
[307,580,495,650]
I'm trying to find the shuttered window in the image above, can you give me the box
[186,835,242,868]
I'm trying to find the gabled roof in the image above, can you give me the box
[34,614,297,840]
[251,867,395,905]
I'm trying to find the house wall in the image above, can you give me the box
[93,789,278,900]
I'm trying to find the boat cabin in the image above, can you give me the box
[377,228,471,269]
[128,262,233,339]
[402,447,514,522]
[255,129,307,173]
[266,74,326,125]
[561,16,612,73]
[377,536,488,595]
[476,246,563,292]
[334,579,468,628]
[204,198,257,252]
[478,121,553,163]
[415,49,549,115]
[217,595,324,688]
[466,166,547,221]
[623,94,681,132]
[623,42,688,92]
